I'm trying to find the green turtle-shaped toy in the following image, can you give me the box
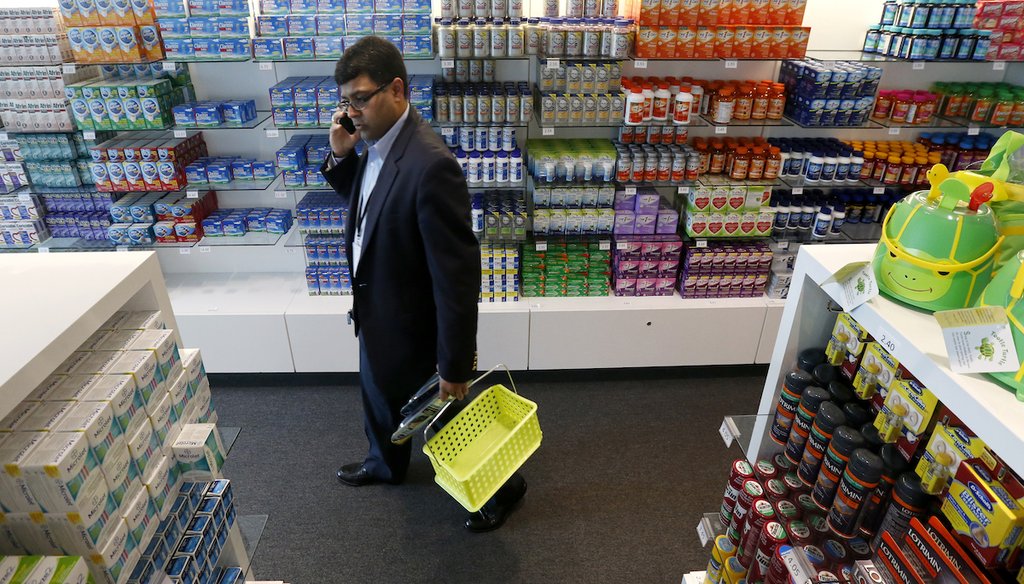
[975,249,1024,401]
[872,164,1004,312]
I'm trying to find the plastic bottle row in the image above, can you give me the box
[433,82,534,124]
[436,16,634,59]
[615,143,701,183]
[452,147,525,186]
[437,0,621,20]
[439,125,520,152]
[932,81,1024,126]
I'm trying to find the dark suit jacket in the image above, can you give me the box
[320,108,480,396]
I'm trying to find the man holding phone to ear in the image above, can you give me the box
[320,36,526,532]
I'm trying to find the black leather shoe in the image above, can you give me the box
[465,477,527,533]
[336,463,393,487]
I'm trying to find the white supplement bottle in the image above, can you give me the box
[812,206,832,239]
[652,82,670,122]
[641,82,654,121]
[625,86,645,126]
[673,88,693,125]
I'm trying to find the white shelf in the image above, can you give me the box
[0,252,177,418]
[753,244,1024,473]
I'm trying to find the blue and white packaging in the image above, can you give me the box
[154,0,188,16]
[158,17,191,39]
[284,36,315,59]
[252,38,285,60]
[230,159,253,180]
[295,106,319,127]
[252,160,276,180]
[84,374,141,434]
[189,16,219,38]
[314,36,344,58]
[216,38,251,58]
[23,431,108,517]
[165,555,198,584]
[162,38,195,58]
[91,519,136,584]
[260,0,291,12]
[0,432,46,512]
[345,13,372,32]
[258,15,289,36]
[402,13,431,34]
[269,78,299,107]
[287,14,317,35]
[290,0,318,11]
[194,103,222,127]
[403,0,430,13]
[206,162,231,183]
[192,37,220,58]
[217,17,250,39]
[316,14,345,34]
[402,35,432,58]
[57,401,121,466]
[374,0,402,11]
[344,0,373,12]
[373,13,402,34]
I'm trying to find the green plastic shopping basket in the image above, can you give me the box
[422,366,542,512]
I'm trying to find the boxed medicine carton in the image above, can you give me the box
[121,479,158,559]
[172,424,224,480]
[108,350,160,407]
[22,431,109,518]
[128,329,181,384]
[89,517,137,584]
[101,437,136,506]
[4,513,65,556]
[143,454,180,520]
[942,454,1024,569]
[83,374,141,434]
[0,402,40,432]
[126,414,161,477]
[47,488,120,554]
[55,401,120,465]
[17,401,76,432]
[0,432,47,512]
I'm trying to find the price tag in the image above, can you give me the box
[266,129,280,138]
[162,61,176,71]
[912,61,925,70]
[62,63,75,74]
[274,190,288,199]
[441,59,455,68]
[715,126,728,134]
[616,241,628,250]
[441,127,454,136]
[186,190,199,199]
[873,187,885,194]
[678,186,690,195]
[173,129,187,138]
[823,261,878,312]
[968,126,980,136]
[719,419,734,448]
[792,187,804,195]
[546,58,559,69]
[724,59,738,69]
[179,247,191,255]
[624,185,637,195]
[116,246,129,252]
[536,241,548,251]
[634,59,648,69]
[198,246,211,253]
[778,240,790,250]
[876,325,900,355]
[696,239,708,248]
[542,127,555,136]
[37,246,49,253]
[258,61,273,70]
[82,130,96,140]
[697,519,711,547]
[599,240,611,250]
[994,61,1007,71]
[888,127,901,135]
[935,306,1020,373]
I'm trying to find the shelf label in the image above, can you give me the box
[116,246,129,252]
[624,185,637,195]
[441,59,455,69]
[935,306,1020,373]
[198,246,211,253]
[791,187,804,195]
[186,190,199,199]
[258,61,273,70]
[634,59,648,69]
[599,240,611,250]
[968,126,980,136]
[778,240,790,250]
[62,63,75,74]
[616,241,628,250]
[715,126,728,135]
[37,246,49,253]
[173,129,187,138]
[542,127,555,136]
[535,241,548,251]
[873,187,885,195]
[546,58,560,69]
[162,61,176,71]
[179,247,191,255]
[823,261,878,312]
[719,419,734,448]
[82,130,96,140]
[697,519,711,547]
[696,239,708,248]
[678,186,690,195]
[266,128,280,138]
[274,190,288,199]
[912,61,925,70]
[441,127,454,136]
[994,61,1006,71]
[876,325,900,356]
[888,127,901,135]
[724,59,738,69]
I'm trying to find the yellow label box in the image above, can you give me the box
[915,423,988,495]
[942,457,1024,568]
[853,342,900,399]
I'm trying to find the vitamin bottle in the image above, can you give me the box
[971,87,995,123]
[690,80,705,117]
[731,146,751,180]
[810,426,865,510]
[674,87,694,125]
[812,206,832,240]
[869,473,929,551]
[991,91,1015,126]
[826,448,883,538]
[767,84,786,119]
[652,82,670,121]
[797,401,846,485]
[625,86,645,125]
[734,84,754,121]
[890,92,912,124]
[782,387,830,464]
[752,84,770,120]
[764,147,782,180]
[748,146,766,180]
[900,156,917,185]
[830,203,846,236]
[882,155,902,185]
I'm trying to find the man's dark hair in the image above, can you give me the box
[334,36,408,95]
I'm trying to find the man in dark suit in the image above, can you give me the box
[320,36,526,532]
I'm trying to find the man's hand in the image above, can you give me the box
[439,378,469,400]
[329,109,361,158]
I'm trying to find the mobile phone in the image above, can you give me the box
[338,114,356,134]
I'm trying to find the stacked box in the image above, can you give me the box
[88,131,208,192]
[65,77,195,131]
[275,133,332,188]
[612,235,682,296]
[678,240,772,298]
[201,207,294,237]
[683,184,775,238]
[521,239,611,297]
[172,99,257,127]
[779,60,882,127]
[481,243,519,303]
[269,75,340,128]
[613,187,678,236]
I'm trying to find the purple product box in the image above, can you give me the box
[635,278,657,297]
[615,259,639,278]
[287,14,317,36]
[633,213,657,235]
[158,17,190,39]
[616,239,643,259]
[162,38,195,58]
[638,260,659,278]
[656,209,678,234]
[658,259,679,277]
[655,278,675,296]
[662,238,683,257]
[284,37,315,59]
[258,15,289,37]
[316,14,346,35]
[634,192,660,214]
[373,14,403,34]
[614,278,636,297]
[640,240,662,258]
[613,211,634,235]
[253,38,285,60]
[614,190,635,211]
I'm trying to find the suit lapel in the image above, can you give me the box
[345,152,368,252]
[357,109,420,259]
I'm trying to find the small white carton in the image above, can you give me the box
[56,401,120,465]
[0,431,47,512]
[108,351,160,407]
[128,329,181,386]
[22,431,107,517]
[68,351,122,376]
[126,415,159,477]
[5,512,66,555]
[171,424,224,481]
[88,517,135,584]
[17,401,75,432]
[100,436,134,507]
[83,374,141,434]
[0,402,39,432]
[116,310,165,331]
[48,375,97,402]
[47,490,119,554]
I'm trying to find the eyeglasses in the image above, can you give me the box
[340,83,390,111]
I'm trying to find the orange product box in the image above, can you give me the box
[95,0,114,24]
[76,0,100,25]
[636,26,661,58]
[767,0,788,25]
[660,0,681,26]
[731,0,750,24]
[130,0,156,24]
[788,26,809,58]
[750,26,772,57]
[697,0,719,25]
[116,26,143,61]
[58,0,81,27]
[768,26,790,58]
[718,0,732,24]
[715,26,734,57]
[785,0,806,24]
[694,26,716,58]
[748,0,769,24]
[658,27,677,57]
[676,26,697,58]
[680,0,700,25]
[640,0,662,26]
[97,26,123,60]
[733,26,753,58]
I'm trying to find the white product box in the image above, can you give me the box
[27,556,91,584]
[49,375,97,402]
[24,375,66,402]
[0,402,39,432]
[78,329,113,352]
[180,348,205,400]
[108,351,160,407]
[95,330,142,353]
[0,554,19,580]
[128,330,181,386]
[166,370,187,424]
[89,518,136,584]
[47,490,119,554]
[98,312,130,332]
[53,351,90,375]
[147,392,175,447]
[186,379,214,426]
[0,512,26,554]
[171,424,224,481]
[83,374,141,435]
[142,454,179,521]
[0,431,46,512]
[121,480,158,560]
[100,437,134,507]
[17,400,75,432]
[69,351,122,376]
[126,416,159,477]
[22,431,107,517]
[56,401,120,465]
[116,310,165,331]
[5,512,66,555]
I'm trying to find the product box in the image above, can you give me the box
[23,430,108,517]
[101,436,136,506]
[83,373,141,433]
[127,413,161,476]
[942,455,1024,568]
[825,312,871,379]
[56,400,121,465]
[0,432,47,512]
[108,350,160,406]
[873,378,938,459]
[915,422,988,495]
[852,341,899,400]
[172,423,224,480]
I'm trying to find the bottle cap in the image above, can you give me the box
[841,402,872,427]
[829,426,866,457]
[847,448,884,485]
[814,401,847,434]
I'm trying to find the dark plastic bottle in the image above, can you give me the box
[858,445,913,538]
[797,402,847,486]
[769,370,817,445]
[870,473,930,551]
[827,448,884,538]
[811,426,866,510]
[783,387,832,464]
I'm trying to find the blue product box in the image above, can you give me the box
[127,223,155,245]
[383,36,403,52]
[260,0,291,13]
[252,38,285,60]
[344,0,373,13]
[158,17,191,39]
[283,169,306,188]
[401,14,431,35]
[272,107,296,127]
[218,0,249,15]
[192,38,219,58]
[316,81,338,107]
[217,17,250,38]
[222,216,246,236]
[223,100,255,123]
[402,35,432,58]
[284,37,315,59]
[129,200,155,222]
[258,15,289,37]
[314,36,343,59]
[345,14,373,32]
[276,147,303,170]
[289,0,318,12]
[185,163,207,183]
[206,163,231,183]
[270,77,300,106]
[315,14,346,35]
[162,38,195,58]
[166,557,197,584]
[190,16,219,38]
[292,83,318,107]
[317,0,345,12]
[373,14,402,34]
[374,0,402,12]
[287,14,317,36]
[194,104,223,126]
[108,223,131,244]
[266,213,291,234]
[217,38,251,58]
[295,106,319,127]
[252,161,276,179]
[317,105,336,126]
[305,167,326,187]
[172,103,195,126]
[402,0,430,13]
[245,212,266,232]
[201,216,222,236]
[230,159,253,180]
[306,266,321,294]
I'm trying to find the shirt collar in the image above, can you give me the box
[365,104,410,162]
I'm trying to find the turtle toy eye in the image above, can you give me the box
[937,271,950,277]
[889,250,897,258]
